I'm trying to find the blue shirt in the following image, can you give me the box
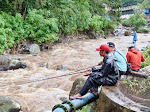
[132,33,137,42]
[114,50,127,72]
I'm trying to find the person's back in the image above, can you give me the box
[126,47,145,71]
[107,42,127,75]
[114,50,127,72]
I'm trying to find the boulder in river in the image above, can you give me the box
[0,55,26,71]
[0,96,21,112]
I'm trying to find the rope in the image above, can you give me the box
[0,66,94,88]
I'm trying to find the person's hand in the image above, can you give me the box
[87,68,92,72]
[83,71,91,76]
[98,61,102,65]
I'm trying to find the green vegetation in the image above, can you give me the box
[76,105,92,112]
[137,27,150,33]
[122,77,150,93]
[124,31,131,36]
[0,0,122,54]
[138,0,150,8]
[122,13,147,30]
[105,0,122,22]
[122,0,144,7]
[141,46,150,68]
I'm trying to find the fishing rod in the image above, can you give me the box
[0,66,95,88]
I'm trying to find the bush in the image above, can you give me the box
[0,0,118,54]
[24,9,59,44]
[122,19,131,27]
[141,46,150,68]
[0,12,24,54]
[122,13,147,30]
[124,31,131,36]
[137,27,150,33]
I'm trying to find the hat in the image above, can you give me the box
[96,44,109,51]
[128,46,135,49]
[107,42,115,47]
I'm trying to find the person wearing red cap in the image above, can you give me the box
[70,44,119,99]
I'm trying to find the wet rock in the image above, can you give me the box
[19,44,41,54]
[69,77,86,98]
[140,65,150,74]
[0,96,21,112]
[8,60,27,70]
[40,44,53,51]
[29,44,41,54]
[0,55,27,71]
[18,43,30,54]
[57,65,68,71]
[39,63,49,69]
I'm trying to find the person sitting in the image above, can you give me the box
[126,46,145,72]
[70,44,119,99]
[98,42,127,75]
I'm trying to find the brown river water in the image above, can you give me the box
[0,34,150,112]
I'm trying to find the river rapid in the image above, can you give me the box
[0,34,150,112]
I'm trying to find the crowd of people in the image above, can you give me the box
[70,31,145,100]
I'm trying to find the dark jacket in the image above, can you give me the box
[90,54,119,85]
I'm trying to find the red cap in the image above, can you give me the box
[96,44,109,51]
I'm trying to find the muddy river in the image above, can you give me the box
[0,34,150,112]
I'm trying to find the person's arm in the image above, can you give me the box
[141,54,145,62]
[92,66,102,72]
[90,60,111,78]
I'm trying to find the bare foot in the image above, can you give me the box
[92,92,98,96]
[70,93,82,100]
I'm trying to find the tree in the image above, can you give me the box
[105,0,122,22]
[138,0,150,9]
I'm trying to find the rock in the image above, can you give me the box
[69,77,86,98]
[39,63,49,69]
[124,31,131,36]
[19,44,41,54]
[0,55,27,71]
[29,44,41,54]
[96,85,149,112]
[8,60,27,70]
[57,65,68,71]
[140,65,150,74]
[0,96,21,112]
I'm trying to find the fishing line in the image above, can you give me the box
[0,66,95,88]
